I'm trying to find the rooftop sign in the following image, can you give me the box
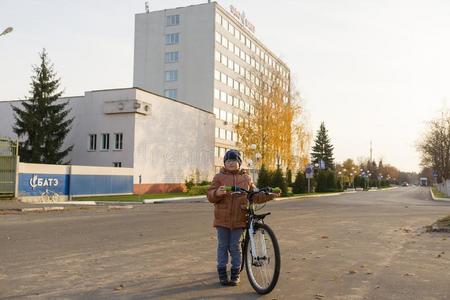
[230,5,255,33]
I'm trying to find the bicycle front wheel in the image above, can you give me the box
[244,222,280,294]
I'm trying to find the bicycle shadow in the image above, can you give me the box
[127,272,264,300]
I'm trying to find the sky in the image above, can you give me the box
[2,0,450,172]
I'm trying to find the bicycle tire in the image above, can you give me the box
[240,230,248,272]
[244,222,281,294]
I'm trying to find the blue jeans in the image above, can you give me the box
[216,226,244,269]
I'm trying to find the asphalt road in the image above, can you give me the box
[0,187,449,299]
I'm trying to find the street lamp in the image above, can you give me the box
[338,171,343,191]
[0,27,13,37]
[248,144,261,182]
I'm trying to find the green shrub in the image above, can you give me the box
[188,185,209,195]
[257,164,271,188]
[184,178,195,191]
[293,171,308,194]
[271,167,288,196]
[286,169,293,187]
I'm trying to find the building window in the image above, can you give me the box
[165,70,178,81]
[165,33,179,45]
[166,15,180,26]
[165,51,179,63]
[113,162,122,168]
[101,133,110,151]
[88,134,97,151]
[114,133,123,150]
[164,89,177,99]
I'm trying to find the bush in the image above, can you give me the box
[271,167,288,196]
[316,171,328,192]
[257,164,271,188]
[185,178,195,191]
[293,171,308,194]
[188,185,209,195]
[326,171,337,191]
[286,169,293,187]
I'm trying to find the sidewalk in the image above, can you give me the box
[429,187,450,202]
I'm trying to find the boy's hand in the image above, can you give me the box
[215,186,227,197]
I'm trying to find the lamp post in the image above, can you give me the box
[338,171,343,191]
[248,144,261,182]
[0,27,13,37]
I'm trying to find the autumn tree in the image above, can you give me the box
[418,113,450,182]
[234,57,309,171]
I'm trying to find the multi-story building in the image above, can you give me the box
[133,2,291,172]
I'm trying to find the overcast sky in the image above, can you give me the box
[2,0,450,172]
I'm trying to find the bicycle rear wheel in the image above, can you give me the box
[244,222,280,294]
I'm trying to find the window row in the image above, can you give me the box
[165,33,179,45]
[214,70,255,98]
[165,51,179,63]
[166,15,180,26]
[88,133,123,151]
[214,88,253,113]
[213,107,240,124]
[165,70,178,82]
[215,47,289,94]
[164,89,177,99]
[215,127,238,142]
[215,13,289,78]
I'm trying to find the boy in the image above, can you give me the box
[207,149,277,286]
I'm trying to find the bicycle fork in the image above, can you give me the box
[248,220,268,265]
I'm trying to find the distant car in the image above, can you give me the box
[401,182,409,187]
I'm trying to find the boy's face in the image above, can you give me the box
[225,159,239,171]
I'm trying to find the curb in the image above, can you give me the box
[21,206,65,212]
[40,201,97,206]
[430,188,450,202]
[143,196,207,204]
[274,192,345,201]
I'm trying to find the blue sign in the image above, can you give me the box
[432,171,438,177]
[319,160,326,170]
[19,173,69,196]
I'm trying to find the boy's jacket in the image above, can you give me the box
[207,168,275,229]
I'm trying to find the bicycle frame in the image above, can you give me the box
[227,186,277,266]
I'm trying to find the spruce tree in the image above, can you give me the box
[311,122,335,170]
[12,49,73,164]
[257,164,271,188]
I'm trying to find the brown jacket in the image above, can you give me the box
[207,168,275,229]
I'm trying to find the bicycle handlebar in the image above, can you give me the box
[224,186,281,194]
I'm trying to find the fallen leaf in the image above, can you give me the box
[348,270,357,274]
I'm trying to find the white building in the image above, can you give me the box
[0,88,215,193]
[133,2,291,172]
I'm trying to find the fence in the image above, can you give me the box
[18,163,133,202]
[0,138,18,198]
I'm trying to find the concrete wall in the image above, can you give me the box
[68,89,136,168]
[133,89,215,193]
[17,162,133,202]
[133,2,216,112]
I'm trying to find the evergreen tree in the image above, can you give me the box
[311,122,335,170]
[316,170,328,192]
[12,49,73,164]
[257,164,271,188]
[293,171,308,194]
[286,169,293,187]
[326,171,337,191]
[271,167,288,196]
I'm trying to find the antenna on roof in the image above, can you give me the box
[145,1,149,13]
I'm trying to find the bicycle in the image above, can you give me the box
[41,189,60,202]
[224,185,281,294]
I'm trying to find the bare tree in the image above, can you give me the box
[418,112,450,182]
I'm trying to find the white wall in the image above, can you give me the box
[68,89,136,168]
[133,2,216,112]
[133,89,215,184]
